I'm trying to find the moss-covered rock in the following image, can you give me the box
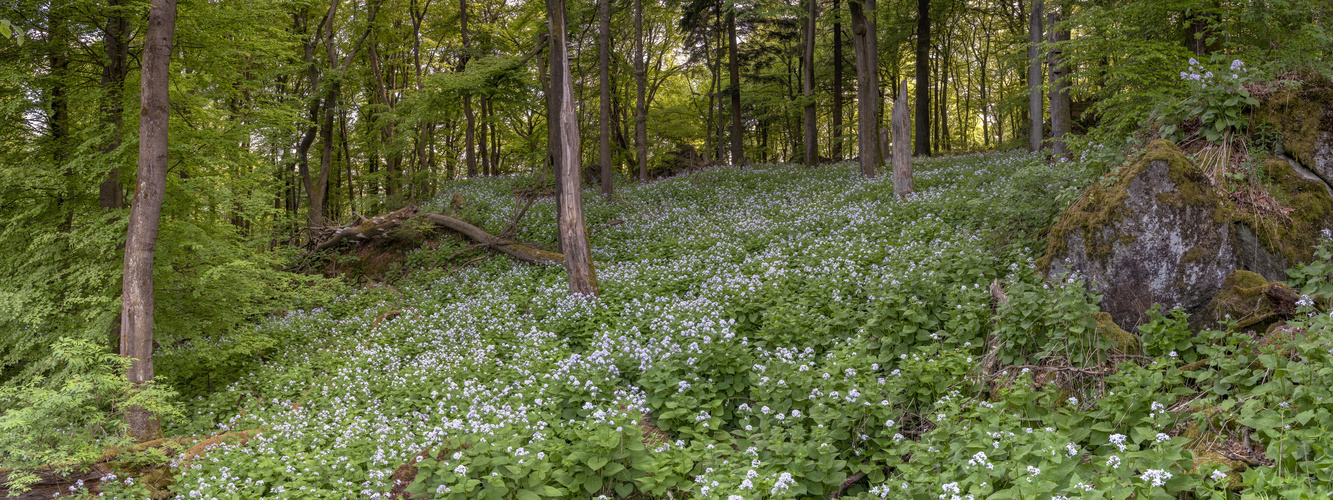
[1194,270,1299,332]
[1094,311,1141,355]
[1041,140,1237,329]
[1042,138,1333,330]
[1255,72,1333,187]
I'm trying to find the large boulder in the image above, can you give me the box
[1039,140,1333,329]
[1256,71,1333,187]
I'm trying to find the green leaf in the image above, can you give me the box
[516,490,542,500]
[587,455,609,471]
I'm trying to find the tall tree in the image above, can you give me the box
[634,0,648,180]
[1027,0,1043,152]
[599,0,614,196]
[727,9,744,165]
[549,0,598,296]
[913,0,930,156]
[849,0,880,176]
[121,0,176,442]
[802,0,817,167]
[1048,2,1071,158]
[892,78,912,199]
[462,0,477,177]
[832,0,844,161]
[99,0,129,210]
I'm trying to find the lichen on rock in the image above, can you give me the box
[1042,135,1333,331]
[1041,140,1237,329]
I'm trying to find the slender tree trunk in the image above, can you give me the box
[727,10,745,166]
[849,0,880,176]
[1028,0,1044,152]
[121,0,175,443]
[1048,2,1071,158]
[480,96,490,175]
[461,0,477,177]
[548,0,598,296]
[802,0,817,167]
[832,0,844,161]
[99,0,129,209]
[913,0,930,157]
[892,78,912,199]
[634,0,647,180]
[940,41,950,152]
[599,0,614,197]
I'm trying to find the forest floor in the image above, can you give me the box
[79,151,1333,499]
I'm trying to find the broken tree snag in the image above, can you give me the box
[419,213,565,264]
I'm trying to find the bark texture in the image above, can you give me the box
[121,0,176,443]
[599,0,614,196]
[802,0,817,167]
[634,0,647,180]
[727,10,745,166]
[892,78,913,199]
[913,0,930,157]
[1047,3,1071,158]
[849,0,881,177]
[549,0,599,295]
[1027,0,1044,152]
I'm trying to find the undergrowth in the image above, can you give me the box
[18,152,1333,499]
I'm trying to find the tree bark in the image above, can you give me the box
[832,0,844,161]
[1028,0,1044,152]
[1048,2,1071,159]
[913,0,930,157]
[99,0,129,209]
[599,0,614,197]
[849,0,880,177]
[549,0,598,296]
[121,0,175,443]
[634,0,647,180]
[893,78,912,199]
[802,0,817,167]
[727,10,745,166]
[461,0,477,177]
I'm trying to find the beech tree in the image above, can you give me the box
[1028,0,1043,152]
[802,0,817,167]
[549,0,598,296]
[849,0,880,177]
[913,0,930,157]
[121,0,176,442]
[600,0,614,197]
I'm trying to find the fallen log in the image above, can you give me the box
[310,206,564,265]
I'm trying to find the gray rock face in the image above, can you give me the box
[1044,141,1236,329]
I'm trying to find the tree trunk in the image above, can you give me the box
[599,0,614,197]
[802,0,817,167]
[1048,2,1071,159]
[480,96,490,176]
[549,0,597,295]
[121,0,175,443]
[99,0,129,209]
[832,0,844,161]
[893,78,912,199]
[634,0,647,180]
[913,0,930,157]
[461,0,477,177]
[849,0,880,176]
[727,10,745,166]
[1027,0,1043,152]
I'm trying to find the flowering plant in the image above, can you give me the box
[1159,55,1261,144]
